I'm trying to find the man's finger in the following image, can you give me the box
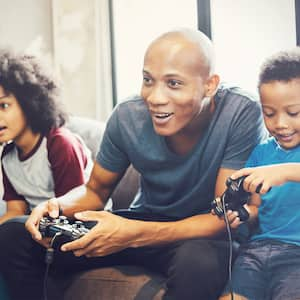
[60,229,95,252]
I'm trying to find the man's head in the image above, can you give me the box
[258,48,300,149]
[141,28,219,137]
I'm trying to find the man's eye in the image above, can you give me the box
[143,77,152,85]
[168,80,181,88]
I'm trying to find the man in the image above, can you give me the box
[0,28,266,299]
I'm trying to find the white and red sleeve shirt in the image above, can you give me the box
[1,127,93,210]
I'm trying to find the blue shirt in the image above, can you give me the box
[97,85,266,218]
[247,137,300,246]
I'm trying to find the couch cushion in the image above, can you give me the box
[65,116,105,160]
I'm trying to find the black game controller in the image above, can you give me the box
[39,215,90,241]
[211,176,250,221]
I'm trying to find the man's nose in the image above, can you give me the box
[146,87,169,106]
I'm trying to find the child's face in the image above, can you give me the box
[260,78,300,149]
[0,85,28,144]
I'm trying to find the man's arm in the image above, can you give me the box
[60,167,236,257]
[25,162,125,241]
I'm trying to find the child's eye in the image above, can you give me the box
[0,103,9,109]
[288,111,300,117]
[263,111,274,118]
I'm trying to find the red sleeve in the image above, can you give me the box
[47,128,88,197]
[2,164,25,202]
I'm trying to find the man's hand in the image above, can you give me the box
[61,211,137,257]
[25,198,60,244]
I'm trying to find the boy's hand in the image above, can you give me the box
[25,198,60,243]
[230,165,287,194]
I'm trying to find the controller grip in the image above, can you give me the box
[238,207,249,222]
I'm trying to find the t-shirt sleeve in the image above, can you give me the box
[96,106,130,172]
[221,99,267,170]
[2,165,25,201]
[245,144,262,168]
[47,129,89,197]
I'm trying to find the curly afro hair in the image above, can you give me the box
[0,49,67,135]
[258,47,300,86]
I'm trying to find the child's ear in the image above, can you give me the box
[204,74,220,97]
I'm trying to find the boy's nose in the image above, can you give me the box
[275,115,289,129]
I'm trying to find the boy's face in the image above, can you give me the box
[141,37,216,137]
[0,85,28,144]
[260,78,300,149]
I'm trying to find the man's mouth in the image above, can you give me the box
[153,112,173,119]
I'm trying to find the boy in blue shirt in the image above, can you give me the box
[220,48,300,300]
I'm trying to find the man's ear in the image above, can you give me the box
[204,74,220,97]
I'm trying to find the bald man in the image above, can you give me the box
[0,28,266,300]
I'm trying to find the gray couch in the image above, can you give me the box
[63,116,167,299]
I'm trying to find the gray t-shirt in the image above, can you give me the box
[97,84,266,218]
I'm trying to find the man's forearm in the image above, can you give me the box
[57,185,105,218]
[128,213,228,248]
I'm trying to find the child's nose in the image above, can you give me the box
[275,114,289,129]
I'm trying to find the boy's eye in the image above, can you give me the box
[288,111,300,117]
[263,111,274,118]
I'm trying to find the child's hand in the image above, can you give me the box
[225,210,242,229]
[231,165,288,194]
[25,198,60,242]
[211,207,245,229]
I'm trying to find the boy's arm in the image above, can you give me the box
[231,163,300,194]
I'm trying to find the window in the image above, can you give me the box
[210,0,296,94]
[111,0,198,102]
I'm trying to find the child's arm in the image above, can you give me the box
[230,163,300,194]
[0,200,28,224]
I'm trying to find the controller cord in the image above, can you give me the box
[43,232,62,300]
[221,195,234,300]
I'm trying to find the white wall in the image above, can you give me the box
[0,0,53,62]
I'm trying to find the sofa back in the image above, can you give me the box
[66,116,139,210]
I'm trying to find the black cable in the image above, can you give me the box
[221,195,234,300]
[43,232,62,300]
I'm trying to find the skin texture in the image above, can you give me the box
[0,86,41,223]
[26,29,238,256]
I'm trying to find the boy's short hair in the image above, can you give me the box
[0,49,66,135]
[259,47,300,86]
